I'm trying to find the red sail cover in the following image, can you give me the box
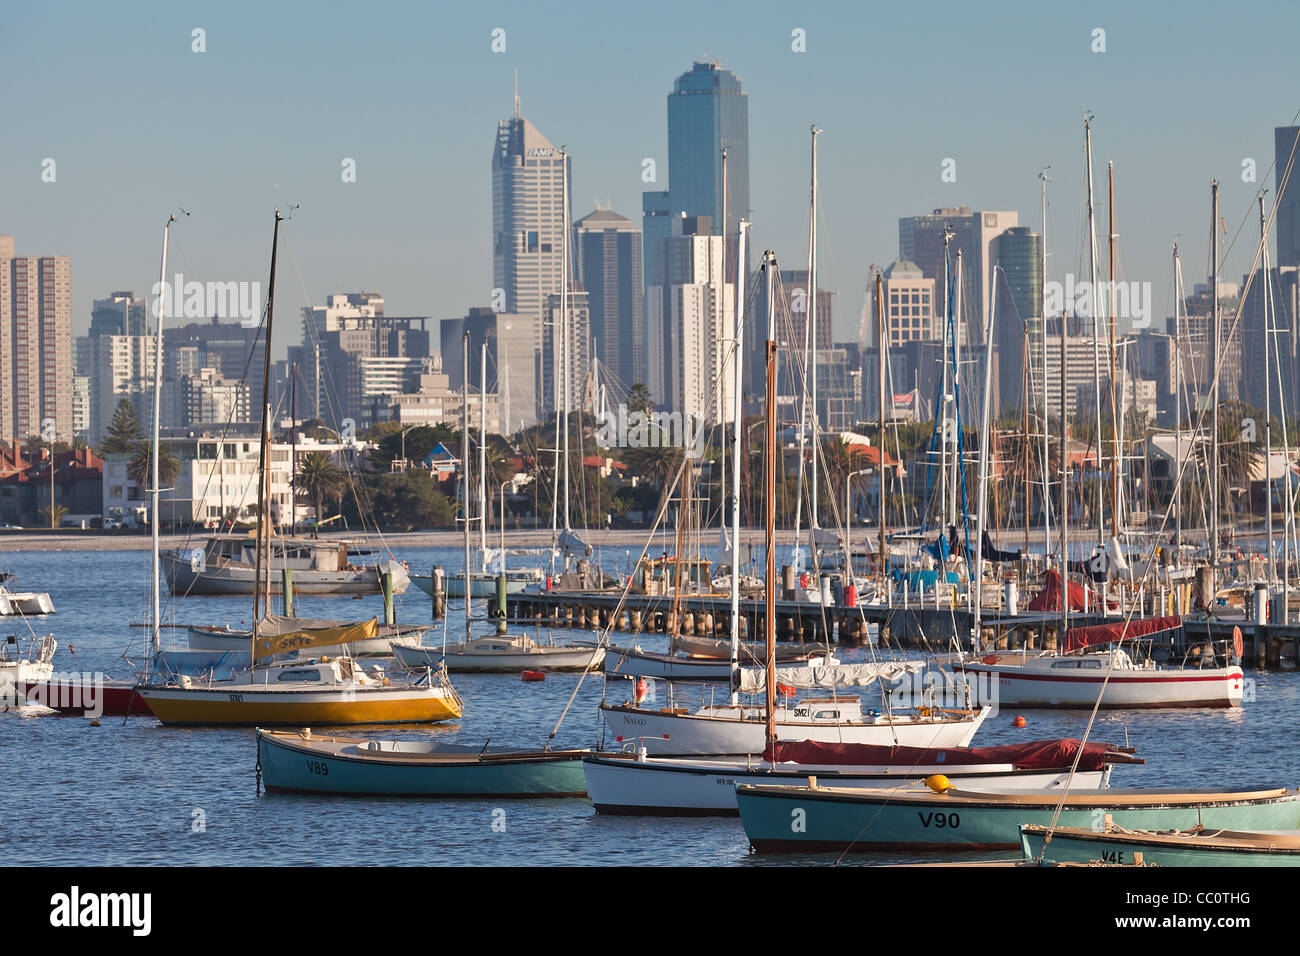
[763,738,1118,771]
[1064,615,1182,652]
[1026,569,1116,612]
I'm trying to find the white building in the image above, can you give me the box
[77,333,156,444]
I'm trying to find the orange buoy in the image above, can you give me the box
[1013,715,1027,728]
[521,670,546,682]
[982,654,999,665]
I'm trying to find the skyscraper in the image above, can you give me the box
[493,94,570,421]
[991,226,1043,404]
[574,208,644,392]
[0,236,72,447]
[666,60,750,240]
[1276,126,1300,269]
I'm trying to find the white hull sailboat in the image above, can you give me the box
[0,589,55,616]
[393,633,604,673]
[1,634,56,701]
[187,617,425,657]
[599,699,990,755]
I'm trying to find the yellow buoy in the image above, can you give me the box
[88,719,101,727]
[924,774,951,793]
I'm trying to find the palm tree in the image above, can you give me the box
[40,503,68,529]
[296,452,346,535]
[127,442,181,492]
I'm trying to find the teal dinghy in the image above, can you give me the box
[257,729,590,797]
[1020,823,1300,867]
[735,782,1300,852]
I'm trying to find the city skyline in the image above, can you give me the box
[2,1,1298,365]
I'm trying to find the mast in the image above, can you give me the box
[1173,244,1183,555]
[462,330,472,643]
[729,220,748,705]
[290,361,297,534]
[973,265,998,649]
[1039,168,1052,568]
[1060,313,1070,638]
[950,251,963,531]
[1210,180,1220,571]
[479,342,488,568]
[149,214,174,660]
[560,147,571,544]
[1261,194,1275,590]
[762,249,778,751]
[876,270,887,591]
[254,211,282,625]
[1107,162,1121,541]
[808,125,821,531]
[1084,115,1104,545]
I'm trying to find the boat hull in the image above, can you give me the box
[959,662,1244,708]
[17,677,153,717]
[163,555,409,596]
[257,731,588,796]
[1020,825,1300,866]
[735,786,1300,852]
[138,686,461,726]
[583,755,1112,816]
[0,591,55,615]
[392,641,604,674]
[603,646,734,681]
[599,704,988,755]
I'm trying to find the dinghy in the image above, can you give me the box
[257,729,589,796]
[1020,821,1300,867]
[735,782,1300,852]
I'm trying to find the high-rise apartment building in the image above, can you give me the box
[0,237,72,447]
[1276,127,1300,269]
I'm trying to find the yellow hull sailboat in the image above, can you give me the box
[137,211,463,728]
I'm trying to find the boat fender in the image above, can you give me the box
[383,677,390,686]
[924,775,951,793]
[981,655,998,665]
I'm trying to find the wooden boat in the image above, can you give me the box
[392,634,604,673]
[1020,822,1300,866]
[956,617,1243,708]
[599,699,989,755]
[584,738,1136,816]
[257,729,588,796]
[162,534,409,596]
[735,783,1300,852]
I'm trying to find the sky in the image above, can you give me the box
[2,0,1297,361]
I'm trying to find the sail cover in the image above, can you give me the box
[763,737,1123,772]
[253,617,379,661]
[1064,615,1182,652]
[738,659,924,694]
[1026,569,1115,612]
[981,530,1021,563]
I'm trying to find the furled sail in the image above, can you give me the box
[253,617,379,662]
[738,658,924,694]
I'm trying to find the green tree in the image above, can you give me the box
[100,398,144,455]
[296,451,347,534]
[626,383,654,414]
[40,503,68,529]
[127,442,181,492]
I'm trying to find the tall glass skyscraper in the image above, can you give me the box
[1276,126,1300,268]
[666,60,750,238]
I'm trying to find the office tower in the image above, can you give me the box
[181,367,252,427]
[574,208,645,392]
[1277,127,1300,269]
[645,215,735,423]
[79,332,156,444]
[0,238,73,448]
[161,317,263,429]
[879,260,941,347]
[899,206,1018,347]
[90,292,148,337]
[991,226,1043,405]
[492,95,570,412]
[439,306,537,432]
[666,60,750,239]
[542,287,591,420]
[298,292,430,427]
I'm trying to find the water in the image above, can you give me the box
[3,545,1297,866]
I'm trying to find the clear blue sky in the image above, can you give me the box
[2,0,1296,358]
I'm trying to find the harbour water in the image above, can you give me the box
[3,545,1296,866]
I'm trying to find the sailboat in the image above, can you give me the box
[392,333,603,674]
[1021,820,1300,866]
[599,244,989,755]
[137,211,462,727]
